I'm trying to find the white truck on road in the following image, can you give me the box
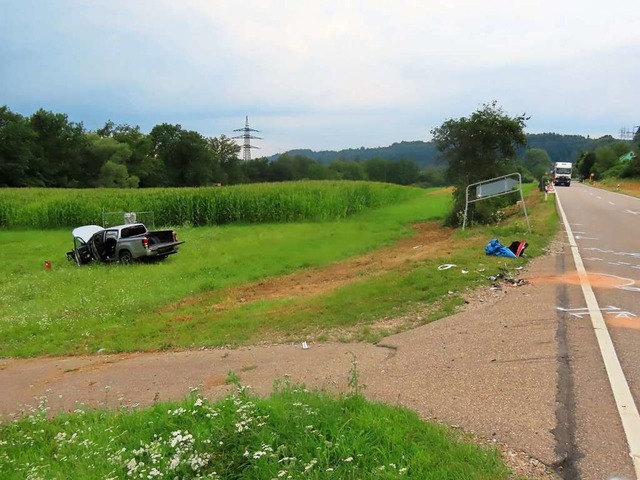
[553,162,572,187]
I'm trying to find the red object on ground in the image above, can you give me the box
[44,261,51,270]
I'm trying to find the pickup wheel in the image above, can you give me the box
[119,250,134,265]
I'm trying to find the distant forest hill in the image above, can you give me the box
[273,133,619,167]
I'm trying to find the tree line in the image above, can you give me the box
[0,106,444,188]
[573,131,640,180]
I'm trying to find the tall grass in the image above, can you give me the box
[0,182,421,229]
[0,382,511,479]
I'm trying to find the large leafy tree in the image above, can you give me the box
[208,134,241,184]
[363,157,389,182]
[575,151,596,179]
[521,147,552,179]
[85,134,140,188]
[97,121,158,186]
[241,157,271,183]
[329,160,366,180]
[0,106,35,187]
[29,109,88,187]
[431,102,528,225]
[592,145,618,177]
[150,124,216,187]
[387,158,420,185]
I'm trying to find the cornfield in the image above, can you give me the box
[0,181,421,229]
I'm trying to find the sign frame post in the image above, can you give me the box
[462,172,530,232]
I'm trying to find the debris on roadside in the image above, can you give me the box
[438,263,457,270]
[488,271,528,290]
[485,238,529,258]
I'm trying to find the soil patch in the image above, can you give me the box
[160,222,458,316]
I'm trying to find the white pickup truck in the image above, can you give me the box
[67,223,184,265]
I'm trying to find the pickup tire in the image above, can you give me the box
[119,250,134,265]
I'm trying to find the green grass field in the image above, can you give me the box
[0,181,557,479]
[0,182,557,358]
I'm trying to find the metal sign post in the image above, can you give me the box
[462,172,530,232]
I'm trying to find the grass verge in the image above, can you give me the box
[0,379,513,479]
[589,178,640,198]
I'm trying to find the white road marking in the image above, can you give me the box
[557,306,638,319]
[556,191,640,478]
[597,196,602,199]
[609,201,615,206]
[627,210,640,216]
[575,235,598,240]
[583,248,640,260]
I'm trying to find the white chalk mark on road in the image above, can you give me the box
[557,306,638,319]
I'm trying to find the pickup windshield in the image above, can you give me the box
[121,225,147,238]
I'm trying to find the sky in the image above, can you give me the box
[1,0,639,157]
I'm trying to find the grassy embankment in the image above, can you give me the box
[0,182,556,357]
[591,178,640,198]
[0,181,557,479]
[0,377,515,479]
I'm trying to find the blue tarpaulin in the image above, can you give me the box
[485,239,516,258]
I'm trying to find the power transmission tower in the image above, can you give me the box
[232,116,261,161]
[619,126,639,140]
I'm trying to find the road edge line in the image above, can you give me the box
[556,189,640,478]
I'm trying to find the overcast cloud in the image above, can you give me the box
[1,0,639,156]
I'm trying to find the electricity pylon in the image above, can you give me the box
[232,116,261,161]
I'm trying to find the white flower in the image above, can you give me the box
[126,458,137,472]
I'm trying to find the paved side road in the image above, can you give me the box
[1,251,567,477]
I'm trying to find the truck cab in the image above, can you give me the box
[553,162,572,187]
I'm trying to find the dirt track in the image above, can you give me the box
[0,225,564,479]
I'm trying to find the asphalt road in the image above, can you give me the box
[555,183,640,480]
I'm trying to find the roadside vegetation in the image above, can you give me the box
[590,177,640,198]
[0,373,516,480]
[573,130,639,183]
[0,103,561,479]
[0,181,555,358]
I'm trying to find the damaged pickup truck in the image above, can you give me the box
[66,223,184,265]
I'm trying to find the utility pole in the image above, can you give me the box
[232,116,261,161]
